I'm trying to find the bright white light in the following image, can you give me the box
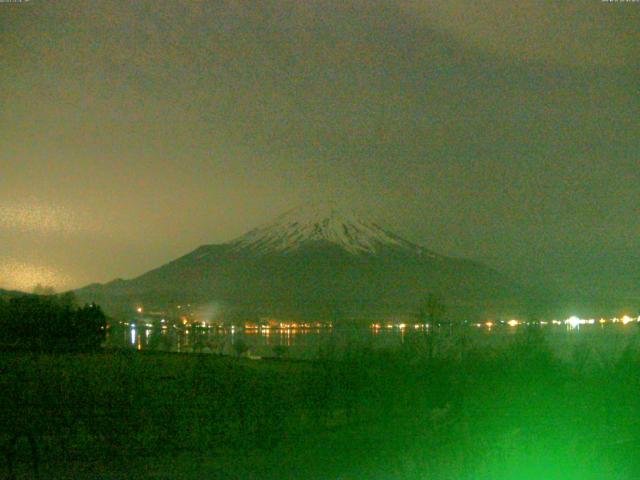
[565,316,581,329]
[622,315,633,325]
[136,307,143,313]
[507,319,519,327]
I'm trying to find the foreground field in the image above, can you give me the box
[2,329,640,479]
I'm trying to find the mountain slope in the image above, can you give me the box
[76,203,537,321]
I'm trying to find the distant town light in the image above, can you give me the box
[507,319,519,327]
[136,307,143,313]
[565,316,581,329]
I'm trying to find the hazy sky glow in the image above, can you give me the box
[1,1,638,306]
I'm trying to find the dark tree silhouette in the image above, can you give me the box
[0,294,107,352]
[417,293,446,360]
[32,284,56,296]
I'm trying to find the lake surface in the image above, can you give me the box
[105,321,640,361]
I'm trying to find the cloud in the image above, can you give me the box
[401,0,639,66]
[0,200,100,236]
[0,260,71,292]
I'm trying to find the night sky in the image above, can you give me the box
[1,1,638,307]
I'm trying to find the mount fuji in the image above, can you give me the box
[76,203,536,322]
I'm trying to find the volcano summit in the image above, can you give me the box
[231,203,426,256]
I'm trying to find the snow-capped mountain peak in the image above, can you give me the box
[229,202,424,255]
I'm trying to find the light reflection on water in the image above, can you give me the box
[104,323,640,360]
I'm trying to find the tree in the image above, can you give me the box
[32,284,56,296]
[417,293,446,361]
[0,294,107,352]
[417,293,446,328]
[73,303,107,351]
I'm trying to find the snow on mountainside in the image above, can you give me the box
[229,202,427,255]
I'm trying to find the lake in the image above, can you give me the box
[105,319,640,361]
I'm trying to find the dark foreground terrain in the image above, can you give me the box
[2,328,640,479]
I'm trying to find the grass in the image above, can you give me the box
[2,328,640,479]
